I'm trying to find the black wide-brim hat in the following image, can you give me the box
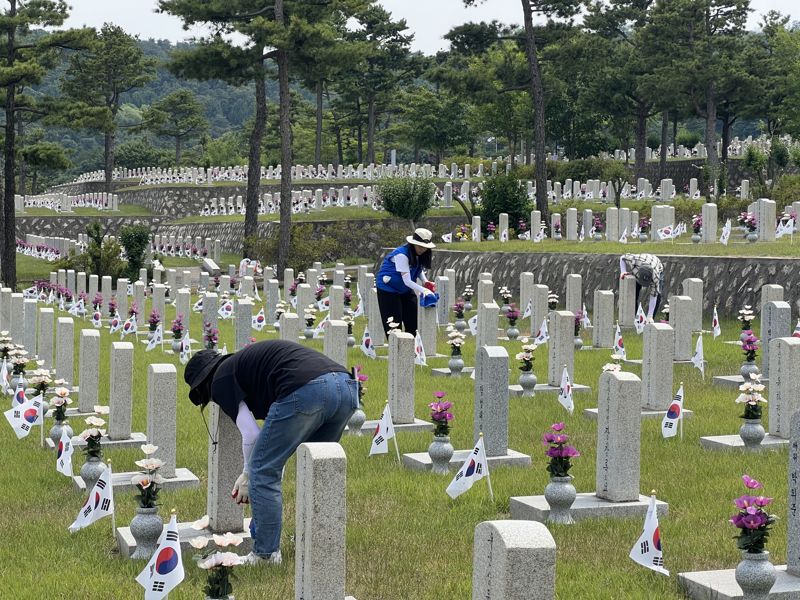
[184,349,230,406]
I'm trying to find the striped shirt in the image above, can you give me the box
[620,253,664,295]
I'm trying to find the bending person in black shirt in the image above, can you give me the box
[184,340,357,565]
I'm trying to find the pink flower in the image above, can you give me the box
[742,474,763,489]
[551,422,565,432]
[434,391,446,399]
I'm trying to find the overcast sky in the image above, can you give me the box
[65,0,799,55]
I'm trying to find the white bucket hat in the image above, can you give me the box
[406,228,436,249]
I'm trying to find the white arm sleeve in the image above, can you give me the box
[620,257,628,275]
[648,294,658,319]
[235,401,261,473]
[392,253,426,294]
[419,270,429,283]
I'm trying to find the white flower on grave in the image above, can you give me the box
[189,536,210,550]
[141,444,159,455]
[212,532,244,548]
[199,551,244,569]
[610,353,624,362]
[93,405,110,415]
[602,363,622,372]
[85,416,106,427]
[53,378,67,386]
[51,396,71,407]
[54,387,70,398]
[80,428,105,440]
[521,343,537,352]
[190,515,210,530]
[135,457,165,471]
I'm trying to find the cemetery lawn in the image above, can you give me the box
[172,206,466,224]
[17,204,153,217]
[0,305,789,599]
[450,236,800,257]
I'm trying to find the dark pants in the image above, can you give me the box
[635,283,662,317]
[376,288,418,337]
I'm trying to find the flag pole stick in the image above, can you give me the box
[679,382,684,441]
[108,460,116,537]
[480,433,495,503]
[392,434,401,464]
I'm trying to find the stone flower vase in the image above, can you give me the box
[692,233,702,244]
[638,233,648,243]
[486,234,495,241]
[740,418,766,450]
[130,507,164,560]
[347,334,356,348]
[554,232,562,240]
[464,300,473,312]
[518,371,537,397]
[346,405,366,436]
[147,327,157,341]
[448,354,465,377]
[740,361,760,380]
[80,455,107,490]
[428,435,454,475]
[747,232,758,243]
[206,595,234,600]
[735,551,776,600]
[594,233,603,242]
[48,419,73,446]
[304,326,315,340]
[506,324,520,340]
[544,475,577,525]
[574,336,584,350]
[454,318,467,333]
[171,338,182,353]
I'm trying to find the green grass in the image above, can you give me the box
[17,204,153,217]
[173,206,466,225]
[0,292,788,599]
[450,235,800,257]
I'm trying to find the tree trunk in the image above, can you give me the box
[721,116,732,163]
[658,110,668,181]
[356,97,363,163]
[175,135,183,165]
[275,0,293,273]
[104,129,114,195]
[672,112,678,150]
[704,81,718,199]
[31,169,37,195]
[634,101,648,183]
[367,96,376,164]
[243,66,267,258]
[520,0,549,227]
[17,117,25,196]
[2,2,17,288]
[315,79,323,166]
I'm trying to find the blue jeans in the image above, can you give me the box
[248,371,358,556]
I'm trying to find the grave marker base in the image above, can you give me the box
[431,367,474,377]
[117,517,253,558]
[699,434,787,450]
[679,565,800,599]
[48,431,146,450]
[510,492,668,522]
[348,417,432,434]
[401,447,531,471]
[583,407,694,420]
[713,375,770,389]
[508,383,590,396]
[73,467,199,492]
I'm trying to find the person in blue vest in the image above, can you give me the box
[376,228,436,336]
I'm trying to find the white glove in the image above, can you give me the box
[421,288,434,296]
[232,472,250,504]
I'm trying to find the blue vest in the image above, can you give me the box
[376,245,422,294]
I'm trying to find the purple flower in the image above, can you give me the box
[754,496,773,507]
[551,422,565,432]
[546,445,580,458]
[740,512,768,529]
[734,495,758,510]
[434,391,446,399]
[742,474,763,489]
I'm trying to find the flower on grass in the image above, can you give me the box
[212,532,244,548]
[198,551,245,569]
[191,515,210,530]
[93,405,110,415]
[141,444,158,455]
[135,458,165,471]
[189,537,210,550]
[85,416,106,427]
[543,422,579,477]
[730,474,777,553]
[742,474,763,489]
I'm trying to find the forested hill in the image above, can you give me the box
[36,36,258,183]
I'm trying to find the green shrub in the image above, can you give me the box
[377,177,435,228]
[55,221,125,280]
[676,130,702,149]
[478,173,531,231]
[118,224,151,280]
[444,155,498,175]
[771,175,800,213]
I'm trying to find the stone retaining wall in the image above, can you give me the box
[428,249,800,318]
[16,215,165,239]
